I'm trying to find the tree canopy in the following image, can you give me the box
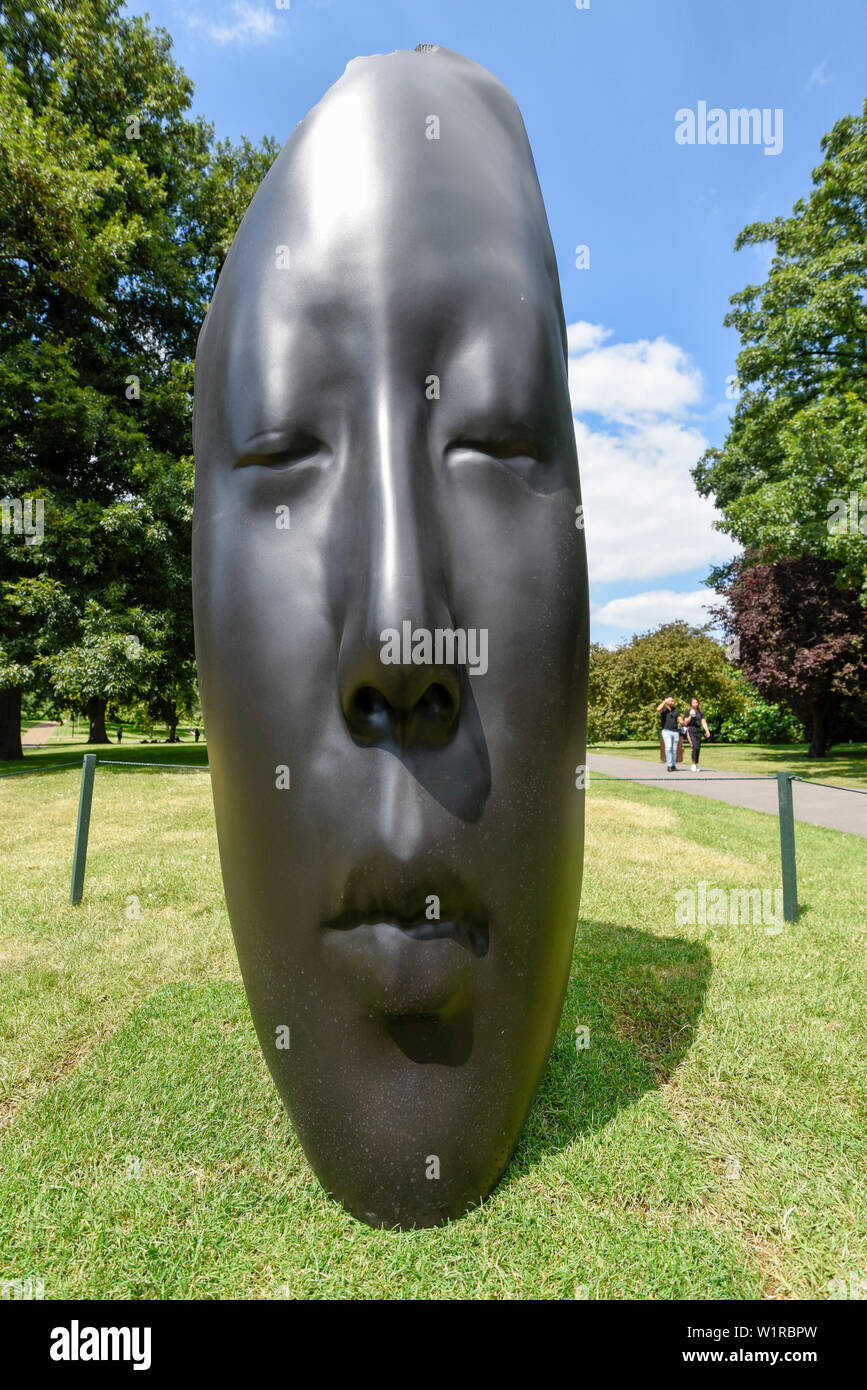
[693,100,867,601]
[712,556,866,757]
[0,0,278,755]
[691,100,867,754]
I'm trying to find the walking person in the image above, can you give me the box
[682,698,710,771]
[656,695,683,772]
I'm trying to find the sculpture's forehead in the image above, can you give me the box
[207,49,559,337]
[195,51,567,452]
[284,55,546,268]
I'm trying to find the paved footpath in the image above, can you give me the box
[587,752,867,838]
[20,720,61,748]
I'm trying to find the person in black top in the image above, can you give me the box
[682,697,710,770]
[656,695,683,771]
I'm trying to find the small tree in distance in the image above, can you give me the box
[588,621,744,742]
[47,605,153,744]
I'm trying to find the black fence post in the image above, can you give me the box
[776,771,799,923]
[70,753,97,906]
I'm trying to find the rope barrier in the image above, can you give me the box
[96,759,210,772]
[588,772,867,792]
[0,760,83,778]
[50,754,858,914]
[4,756,864,794]
[589,773,772,782]
[1,757,209,777]
[792,776,867,796]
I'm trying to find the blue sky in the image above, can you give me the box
[126,0,867,643]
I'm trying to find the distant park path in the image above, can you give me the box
[20,721,61,748]
[587,752,866,838]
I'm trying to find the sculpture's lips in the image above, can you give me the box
[325,911,488,958]
[322,857,490,961]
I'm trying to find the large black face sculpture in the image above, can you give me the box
[193,45,588,1228]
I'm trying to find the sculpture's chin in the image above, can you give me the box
[384,1009,474,1066]
[262,997,557,1233]
[338,1192,488,1232]
[309,1134,517,1232]
[322,921,478,1018]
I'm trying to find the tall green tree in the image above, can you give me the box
[693,100,867,599]
[0,0,277,754]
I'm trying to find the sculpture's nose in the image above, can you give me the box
[343,669,460,750]
[338,399,461,752]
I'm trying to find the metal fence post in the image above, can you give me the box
[70,753,97,906]
[776,771,798,922]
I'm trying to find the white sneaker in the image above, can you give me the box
[691,764,698,772]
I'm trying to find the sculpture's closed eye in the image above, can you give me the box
[450,437,541,460]
[446,436,546,477]
[236,433,324,470]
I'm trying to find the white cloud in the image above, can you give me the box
[568,320,734,583]
[186,2,277,46]
[569,331,702,423]
[593,589,716,632]
[808,59,831,90]
[566,321,611,355]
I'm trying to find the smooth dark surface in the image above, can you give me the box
[192,45,588,1228]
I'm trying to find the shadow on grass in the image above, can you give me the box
[507,917,711,1180]
[1,926,710,1229]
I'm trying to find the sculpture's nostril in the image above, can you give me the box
[353,685,384,721]
[346,678,459,748]
[416,681,455,726]
[348,685,392,740]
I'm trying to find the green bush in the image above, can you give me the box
[718,691,803,744]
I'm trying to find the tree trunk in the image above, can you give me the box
[86,696,109,745]
[0,687,23,760]
[808,705,828,758]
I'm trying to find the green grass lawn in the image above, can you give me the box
[1,738,210,780]
[590,739,867,789]
[0,760,864,1299]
